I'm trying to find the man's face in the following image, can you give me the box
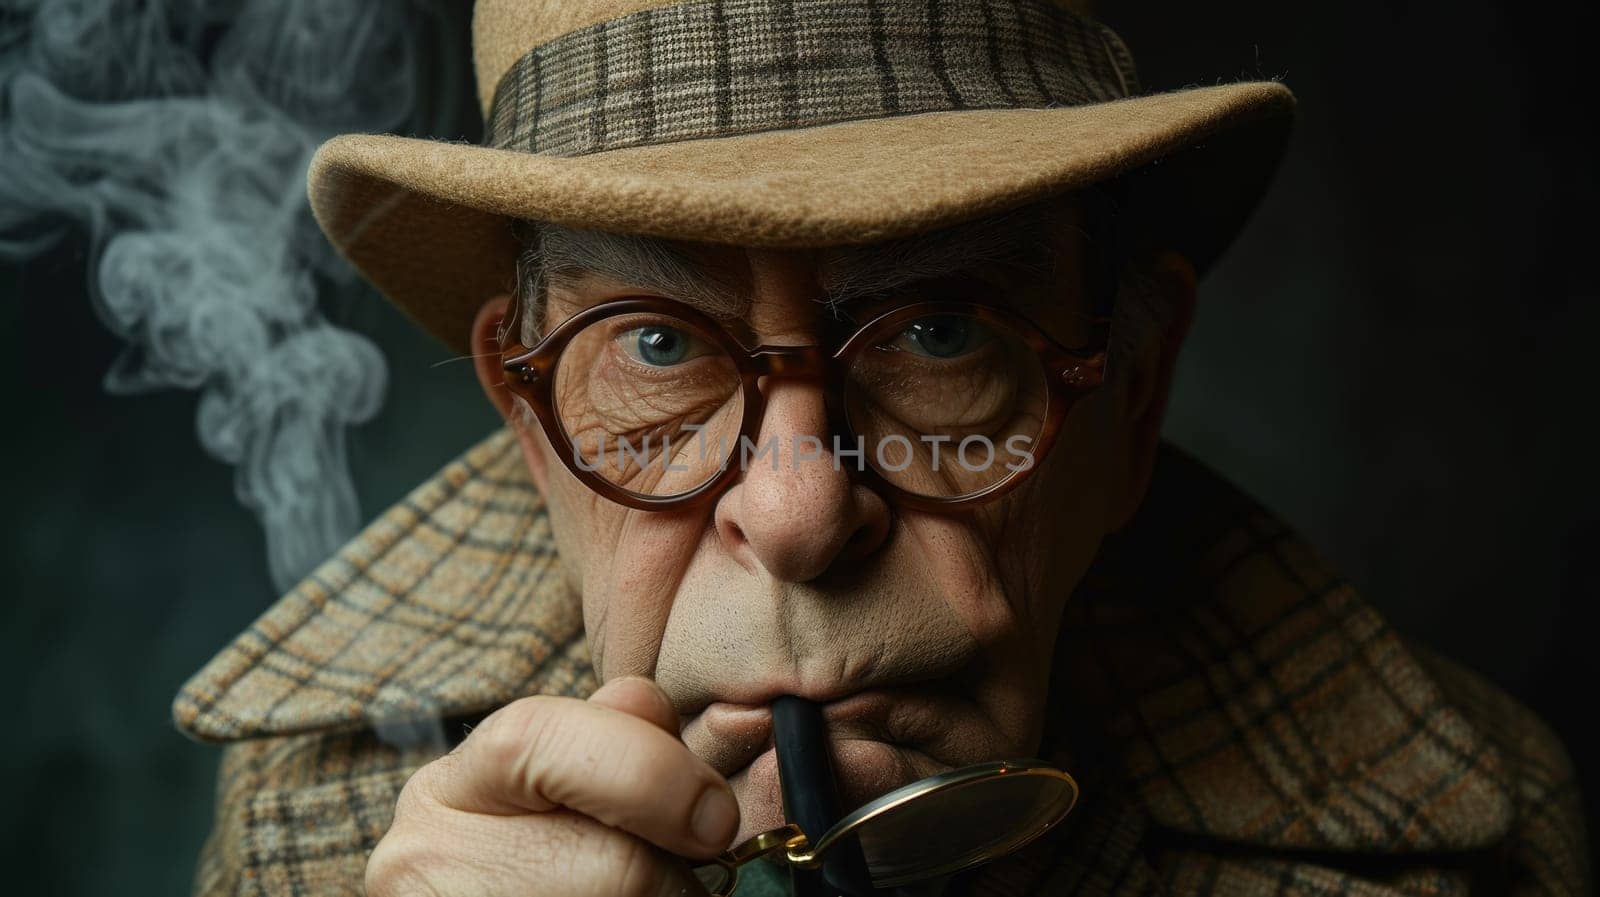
[485,217,1165,841]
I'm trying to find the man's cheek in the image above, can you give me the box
[989,451,1109,621]
[896,514,1019,646]
[584,511,711,680]
[543,464,633,672]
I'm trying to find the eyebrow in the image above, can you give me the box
[536,225,750,319]
[816,203,1066,306]
[531,198,1073,318]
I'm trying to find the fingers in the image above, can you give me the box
[590,675,681,735]
[424,692,741,859]
[367,803,712,897]
[368,682,732,897]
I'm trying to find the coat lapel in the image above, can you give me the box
[173,428,594,743]
[1055,447,1514,855]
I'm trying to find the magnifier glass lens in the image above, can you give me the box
[852,769,1077,888]
[693,864,733,893]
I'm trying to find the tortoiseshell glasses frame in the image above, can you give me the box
[500,296,1110,512]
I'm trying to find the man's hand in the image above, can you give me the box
[366,677,738,897]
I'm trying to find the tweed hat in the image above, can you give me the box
[308,0,1294,355]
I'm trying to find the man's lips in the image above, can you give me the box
[695,690,960,840]
[682,688,932,778]
[686,701,772,777]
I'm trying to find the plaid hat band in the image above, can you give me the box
[485,0,1141,158]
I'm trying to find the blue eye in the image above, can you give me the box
[899,315,989,358]
[619,325,703,366]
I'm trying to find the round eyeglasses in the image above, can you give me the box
[501,298,1109,512]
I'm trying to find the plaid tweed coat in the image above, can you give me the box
[173,429,1589,897]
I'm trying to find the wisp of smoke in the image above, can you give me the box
[0,0,463,590]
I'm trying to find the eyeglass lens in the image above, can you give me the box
[549,310,1049,502]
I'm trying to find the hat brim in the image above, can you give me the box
[308,82,1293,356]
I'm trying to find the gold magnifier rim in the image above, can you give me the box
[696,823,807,896]
[793,758,1078,886]
[699,758,1077,894]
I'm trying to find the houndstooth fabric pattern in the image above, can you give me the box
[484,0,1141,157]
[175,429,1589,897]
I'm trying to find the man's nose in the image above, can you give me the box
[713,378,891,582]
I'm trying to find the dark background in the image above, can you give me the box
[3,1,1594,893]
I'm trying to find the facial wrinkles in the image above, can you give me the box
[644,250,979,712]
[652,540,983,712]
[540,228,750,321]
[897,484,1088,768]
[533,229,1116,798]
[896,510,1019,642]
[582,505,712,681]
[538,281,718,683]
[995,391,1115,626]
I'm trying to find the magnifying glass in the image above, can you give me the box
[692,699,1078,895]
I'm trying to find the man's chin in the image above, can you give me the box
[726,738,950,844]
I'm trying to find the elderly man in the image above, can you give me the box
[173,0,1587,895]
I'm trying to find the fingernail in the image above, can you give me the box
[691,785,738,849]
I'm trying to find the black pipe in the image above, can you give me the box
[771,696,874,896]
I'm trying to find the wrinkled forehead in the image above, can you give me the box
[534,194,1100,327]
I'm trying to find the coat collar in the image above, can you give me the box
[172,427,1515,856]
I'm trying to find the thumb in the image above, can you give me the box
[589,675,681,735]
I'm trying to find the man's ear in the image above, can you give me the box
[470,294,550,495]
[1105,250,1197,531]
